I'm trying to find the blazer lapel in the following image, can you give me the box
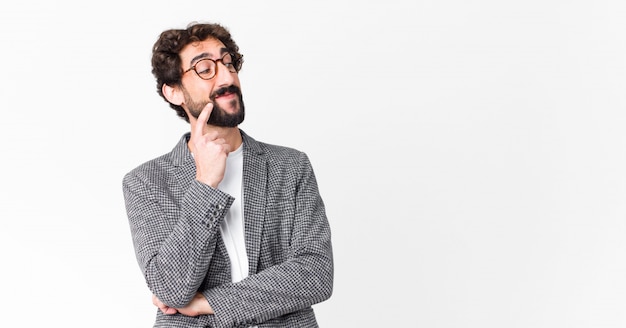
[241,131,266,274]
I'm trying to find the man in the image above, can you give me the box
[122,22,333,328]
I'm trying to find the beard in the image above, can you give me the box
[184,85,245,127]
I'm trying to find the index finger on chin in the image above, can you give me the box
[191,102,214,137]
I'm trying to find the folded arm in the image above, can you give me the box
[202,152,334,327]
[123,174,234,308]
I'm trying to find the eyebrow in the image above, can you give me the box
[189,47,230,66]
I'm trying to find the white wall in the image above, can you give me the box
[1,1,625,327]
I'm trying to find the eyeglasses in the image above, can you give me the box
[183,52,243,80]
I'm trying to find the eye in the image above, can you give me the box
[222,53,235,67]
[195,60,215,76]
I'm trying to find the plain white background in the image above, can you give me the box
[1,1,625,327]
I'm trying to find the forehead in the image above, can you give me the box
[179,37,227,64]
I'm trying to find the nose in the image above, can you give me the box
[214,61,235,87]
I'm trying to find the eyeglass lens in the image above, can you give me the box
[194,53,235,79]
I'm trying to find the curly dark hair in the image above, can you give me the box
[151,22,243,122]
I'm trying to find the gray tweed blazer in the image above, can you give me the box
[122,130,333,328]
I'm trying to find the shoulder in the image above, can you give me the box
[122,152,175,192]
[124,152,173,177]
[122,133,190,186]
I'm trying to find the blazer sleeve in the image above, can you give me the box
[123,170,234,308]
[201,152,334,328]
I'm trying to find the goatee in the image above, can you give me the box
[186,85,245,127]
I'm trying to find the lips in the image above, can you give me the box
[215,91,234,99]
[211,85,241,102]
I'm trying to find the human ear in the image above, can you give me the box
[162,83,184,106]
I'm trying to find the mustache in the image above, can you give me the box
[210,85,242,101]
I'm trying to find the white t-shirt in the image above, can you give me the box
[217,143,249,283]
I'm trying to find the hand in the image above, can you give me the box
[152,294,178,315]
[152,293,214,316]
[175,292,215,316]
[189,103,231,188]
